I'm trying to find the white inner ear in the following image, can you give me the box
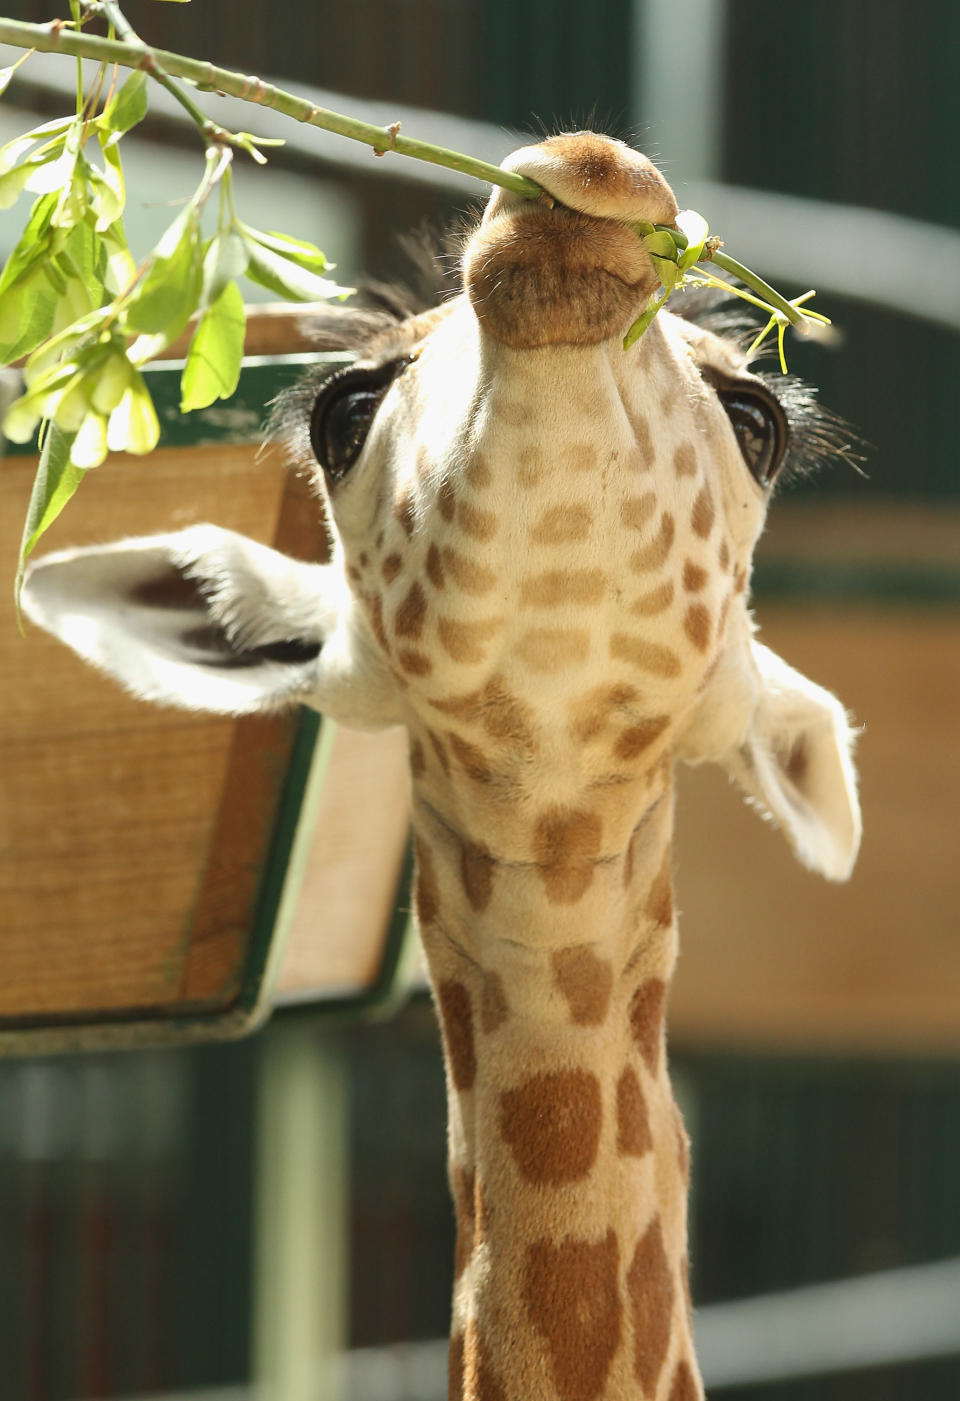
[21,527,334,716]
[729,642,862,882]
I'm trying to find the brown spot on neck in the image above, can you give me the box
[500,1069,602,1184]
[437,979,477,1092]
[616,1066,654,1156]
[627,1217,675,1394]
[552,946,614,1025]
[533,807,604,904]
[629,978,667,1072]
[523,1230,622,1401]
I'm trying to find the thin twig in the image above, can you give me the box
[0,17,544,200]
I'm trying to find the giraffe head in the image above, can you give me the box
[23,132,860,883]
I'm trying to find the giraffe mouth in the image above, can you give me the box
[463,202,660,349]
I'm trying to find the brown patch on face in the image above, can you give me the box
[627,407,655,469]
[427,728,451,776]
[448,732,492,784]
[718,537,731,571]
[460,836,496,911]
[617,1066,653,1156]
[495,399,530,428]
[481,971,509,1032]
[682,559,707,592]
[668,1360,700,1401]
[614,715,669,762]
[734,564,749,594]
[515,627,590,672]
[645,848,674,927]
[398,648,432,676]
[630,513,675,572]
[394,580,427,639]
[516,445,544,489]
[501,1069,602,1184]
[620,492,657,531]
[409,736,426,777]
[442,546,497,596]
[437,979,477,1092]
[561,442,599,473]
[465,452,492,489]
[533,807,603,904]
[531,503,593,544]
[457,500,498,541]
[364,592,390,654]
[683,602,712,652]
[569,682,639,744]
[431,675,537,750]
[425,541,445,590]
[463,1319,506,1401]
[437,615,501,664]
[437,476,457,522]
[523,1229,621,1401]
[381,551,403,585]
[553,946,614,1026]
[629,978,667,1072]
[414,836,440,926]
[691,484,715,539]
[627,1217,675,1394]
[520,568,605,608]
[673,442,698,478]
[395,490,416,538]
[610,633,682,678]
[630,580,675,616]
[345,564,361,584]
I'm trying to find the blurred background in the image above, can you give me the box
[1,1,958,1399]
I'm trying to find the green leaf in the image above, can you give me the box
[15,423,85,611]
[70,411,109,469]
[99,70,148,146]
[623,288,669,350]
[200,228,250,308]
[0,162,33,210]
[239,223,330,274]
[181,279,246,412]
[0,66,15,98]
[124,208,203,338]
[0,268,59,366]
[641,229,680,261]
[106,373,160,455]
[0,116,74,175]
[88,153,124,231]
[243,238,352,302]
[101,219,137,295]
[0,192,58,299]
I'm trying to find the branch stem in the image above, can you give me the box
[0,17,544,200]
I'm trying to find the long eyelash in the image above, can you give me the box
[675,286,868,485]
[754,371,869,486]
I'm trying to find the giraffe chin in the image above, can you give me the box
[463,205,659,349]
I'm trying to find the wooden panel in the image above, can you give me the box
[275,724,411,1004]
[671,608,960,1054]
[0,440,304,1035]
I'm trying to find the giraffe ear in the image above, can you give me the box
[723,641,862,882]
[21,526,340,716]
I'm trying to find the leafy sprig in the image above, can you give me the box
[624,210,831,370]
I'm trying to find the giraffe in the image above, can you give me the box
[22,133,861,1400]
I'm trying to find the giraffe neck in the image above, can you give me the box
[413,774,702,1401]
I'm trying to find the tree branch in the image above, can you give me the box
[0,17,545,200]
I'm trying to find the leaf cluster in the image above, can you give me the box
[1,59,351,600]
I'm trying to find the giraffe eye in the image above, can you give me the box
[309,360,405,481]
[715,381,789,487]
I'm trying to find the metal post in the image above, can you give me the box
[252,1016,349,1401]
